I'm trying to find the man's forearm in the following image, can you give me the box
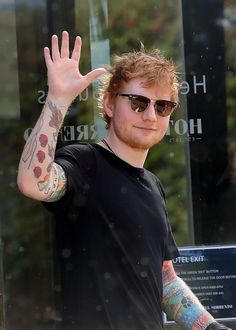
[17,97,68,200]
[163,275,215,330]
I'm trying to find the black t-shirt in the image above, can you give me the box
[44,143,179,330]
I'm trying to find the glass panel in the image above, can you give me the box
[1,1,56,329]
[0,0,235,329]
[0,0,20,119]
[182,0,236,245]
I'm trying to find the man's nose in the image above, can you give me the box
[141,102,157,121]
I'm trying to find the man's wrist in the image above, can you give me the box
[206,321,232,330]
[46,93,72,109]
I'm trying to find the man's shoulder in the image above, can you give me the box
[144,169,166,198]
[54,143,96,174]
[144,168,160,184]
[55,142,94,158]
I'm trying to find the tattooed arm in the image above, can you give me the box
[162,260,215,330]
[17,98,69,201]
[17,31,105,201]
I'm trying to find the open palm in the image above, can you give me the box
[44,31,105,105]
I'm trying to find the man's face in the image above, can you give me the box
[108,79,172,150]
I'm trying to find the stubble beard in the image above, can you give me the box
[112,121,162,151]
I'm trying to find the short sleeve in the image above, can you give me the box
[156,178,180,260]
[164,223,180,260]
[43,143,96,213]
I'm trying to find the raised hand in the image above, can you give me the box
[18,31,106,201]
[44,31,106,106]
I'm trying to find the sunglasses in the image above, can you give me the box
[117,93,177,117]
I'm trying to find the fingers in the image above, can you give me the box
[44,47,52,67]
[60,31,69,58]
[85,68,106,84]
[51,34,60,61]
[71,36,81,62]
[48,31,80,62]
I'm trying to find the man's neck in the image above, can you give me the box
[98,133,149,168]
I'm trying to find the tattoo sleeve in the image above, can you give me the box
[19,98,68,200]
[162,261,215,330]
[41,162,67,202]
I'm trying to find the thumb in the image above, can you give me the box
[84,68,106,84]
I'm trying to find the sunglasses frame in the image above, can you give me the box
[117,93,177,117]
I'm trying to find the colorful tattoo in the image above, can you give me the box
[22,99,64,171]
[21,98,67,199]
[37,163,67,202]
[38,173,50,192]
[162,260,177,285]
[162,262,215,329]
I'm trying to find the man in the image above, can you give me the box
[17,31,230,330]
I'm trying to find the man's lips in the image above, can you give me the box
[134,126,157,131]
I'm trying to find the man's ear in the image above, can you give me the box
[103,93,114,119]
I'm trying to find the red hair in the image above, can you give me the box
[98,46,179,128]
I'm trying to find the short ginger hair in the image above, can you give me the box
[98,45,180,128]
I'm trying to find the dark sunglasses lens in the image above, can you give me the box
[130,96,149,112]
[155,101,175,117]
